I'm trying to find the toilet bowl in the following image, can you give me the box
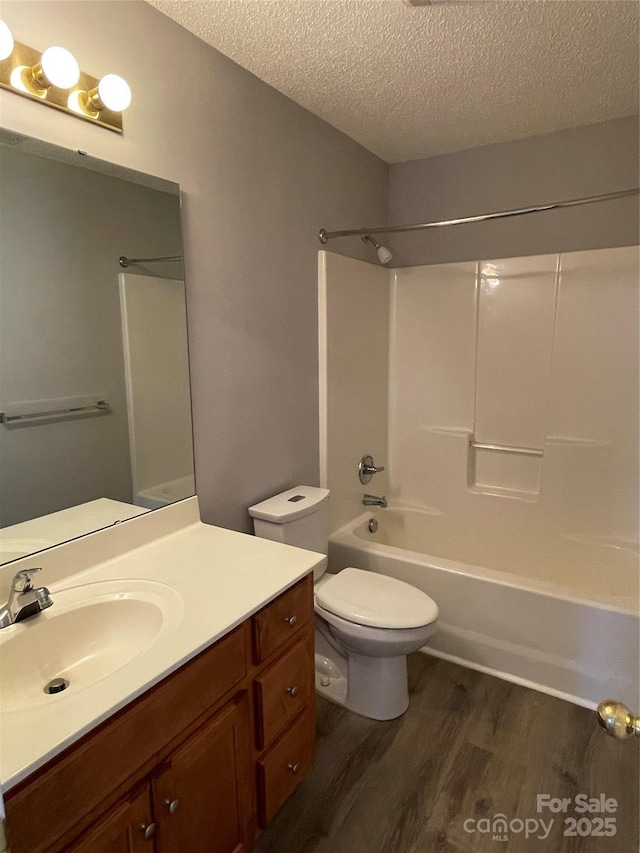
[248,486,439,721]
[313,568,438,719]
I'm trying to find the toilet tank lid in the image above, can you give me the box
[248,486,330,523]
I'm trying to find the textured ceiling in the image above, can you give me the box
[148,0,639,163]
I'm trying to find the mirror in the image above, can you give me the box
[0,132,195,565]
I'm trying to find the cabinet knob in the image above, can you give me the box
[140,822,156,841]
[284,615,298,626]
[165,798,180,814]
[287,762,300,774]
[285,685,299,698]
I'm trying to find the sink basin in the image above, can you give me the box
[0,580,183,712]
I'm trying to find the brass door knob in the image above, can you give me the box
[287,762,300,774]
[597,700,640,739]
[284,615,298,626]
[285,686,298,697]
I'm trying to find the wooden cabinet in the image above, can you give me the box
[5,574,315,853]
[68,696,252,853]
[257,706,315,825]
[251,578,316,826]
[252,579,312,663]
[152,698,251,853]
[67,786,154,853]
[254,639,313,749]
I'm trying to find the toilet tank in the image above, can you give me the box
[248,486,330,579]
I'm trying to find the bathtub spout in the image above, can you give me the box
[362,494,387,508]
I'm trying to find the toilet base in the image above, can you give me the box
[315,653,348,706]
[314,647,410,721]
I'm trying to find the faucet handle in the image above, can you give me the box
[12,568,42,592]
[358,454,386,484]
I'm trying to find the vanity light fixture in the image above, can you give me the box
[16,46,80,96]
[70,73,132,119]
[0,20,131,133]
[0,19,14,60]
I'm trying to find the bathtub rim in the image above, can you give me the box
[330,510,639,617]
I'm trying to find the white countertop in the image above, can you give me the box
[0,498,325,790]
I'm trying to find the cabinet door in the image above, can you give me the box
[67,785,155,853]
[152,695,253,853]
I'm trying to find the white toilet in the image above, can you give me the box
[249,486,438,720]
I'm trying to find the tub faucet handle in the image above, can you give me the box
[358,454,385,485]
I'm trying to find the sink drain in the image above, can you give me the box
[44,677,69,695]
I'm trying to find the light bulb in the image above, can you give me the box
[40,46,80,89]
[97,74,131,111]
[0,20,14,61]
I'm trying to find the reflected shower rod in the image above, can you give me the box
[318,188,639,243]
[119,255,183,268]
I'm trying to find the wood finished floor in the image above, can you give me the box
[254,654,639,853]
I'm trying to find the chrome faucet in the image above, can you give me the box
[0,568,53,629]
[358,455,386,485]
[362,494,387,508]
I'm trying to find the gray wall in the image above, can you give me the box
[0,145,182,527]
[388,117,639,267]
[0,1,388,534]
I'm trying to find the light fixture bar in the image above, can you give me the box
[0,39,124,132]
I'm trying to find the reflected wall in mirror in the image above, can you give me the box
[0,134,195,565]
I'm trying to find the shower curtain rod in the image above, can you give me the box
[119,255,183,268]
[317,187,639,243]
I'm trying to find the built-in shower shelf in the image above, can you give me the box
[468,435,543,499]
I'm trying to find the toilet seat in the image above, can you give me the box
[315,567,438,629]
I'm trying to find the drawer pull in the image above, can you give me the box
[284,615,298,626]
[285,685,299,698]
[165,798,180,814]
[141,822,156,841]
[287,762,300,774]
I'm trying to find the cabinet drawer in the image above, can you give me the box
[256,706,315,826]
[255,638,313,749]
[252,575,313,664]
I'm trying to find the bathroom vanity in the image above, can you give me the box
[0,498,323,853]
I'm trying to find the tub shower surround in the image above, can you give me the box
[319,246,639,708]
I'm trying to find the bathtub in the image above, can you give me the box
[135,474,195,510]
[329,508,639,709]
